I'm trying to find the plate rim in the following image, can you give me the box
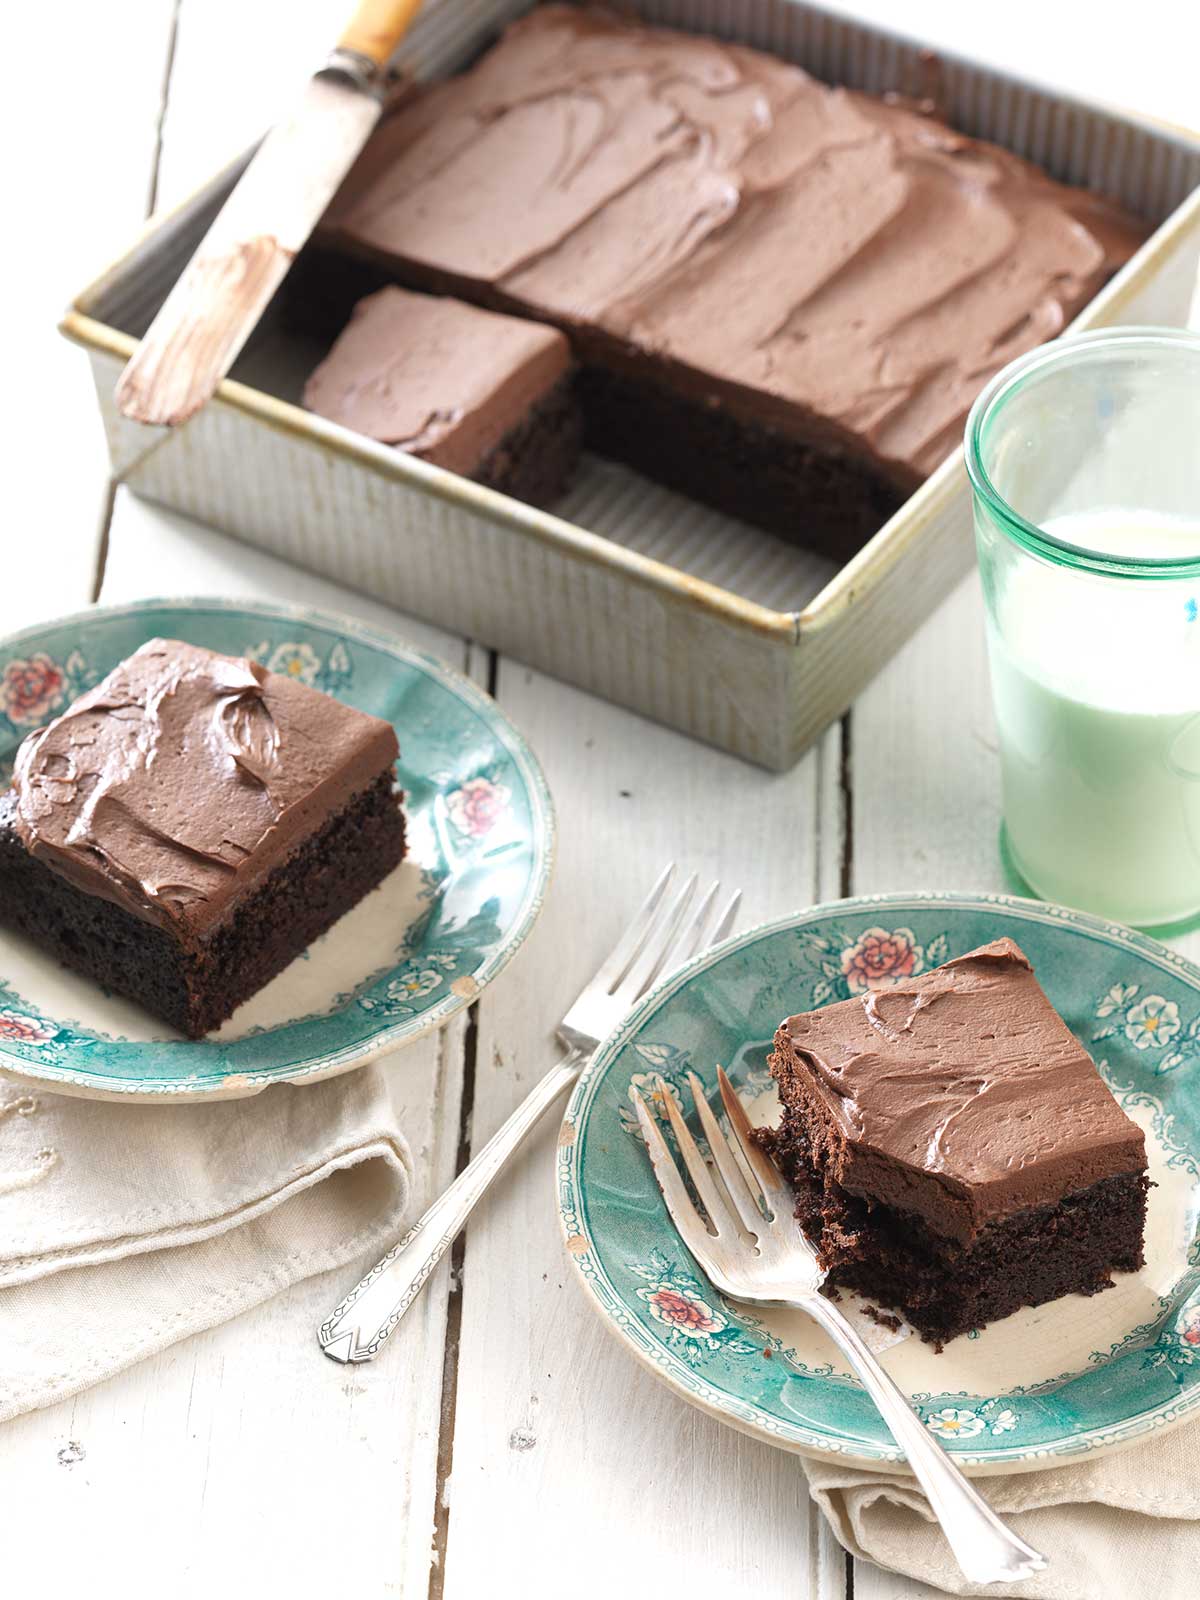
[0,595,556,1101]
[558,889,1200,1475]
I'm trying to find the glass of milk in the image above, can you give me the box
[966,327,1200,930]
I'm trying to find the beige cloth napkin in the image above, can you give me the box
[0,1066,412,1422]
[804,1422,1200,1599]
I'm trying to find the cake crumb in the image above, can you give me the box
[862,1304,903,1334]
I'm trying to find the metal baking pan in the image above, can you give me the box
[62,0,1200,769]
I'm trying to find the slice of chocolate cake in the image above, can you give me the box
[0,638,406,1038]
[307,4,1148,559]
[303,286,581,507]
[761,937,1148,1346]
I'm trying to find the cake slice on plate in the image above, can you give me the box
[762,937,1148,1346]
[0,638,406,1038]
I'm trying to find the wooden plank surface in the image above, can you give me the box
[441,669,847,1600]
[0,0,177,635]
[155,0,349,207]
[73,500,473,1598]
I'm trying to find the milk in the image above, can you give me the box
[987,511,1200,928]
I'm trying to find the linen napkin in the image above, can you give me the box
[0,1065,412,1421]
[804,1420,1200,1600]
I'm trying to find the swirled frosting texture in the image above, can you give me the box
[10,639,399,937]
[303,286,571,475]
[771,938,1146,1241]
[324,5,1147,481]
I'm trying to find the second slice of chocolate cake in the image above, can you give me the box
[0,638,406,1038]
[762,937,1148,1346]
[303,286,581,508]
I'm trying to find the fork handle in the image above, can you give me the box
[797,1291,1047,1585]
[318,1046,587,1363]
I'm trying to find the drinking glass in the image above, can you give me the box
[966,327,1200,929]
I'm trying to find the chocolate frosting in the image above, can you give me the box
[772,938,1146,1242]
[323,6,1147,484]
[303,286,571,475]
[9,639,399,938]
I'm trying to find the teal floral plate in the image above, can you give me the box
[0,599,553,1101]
[559,894,1200,1474]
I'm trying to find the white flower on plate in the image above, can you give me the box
[266,641,321,685]
[989,1409,1018,1435]
[1096,982,1138,1019]
[924,1408,985,1440]
[1124,995,1181,1050]
[618,1073,683,1136]
[387,967,443,1004]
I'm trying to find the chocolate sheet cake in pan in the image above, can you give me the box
[308,4,1147,559]
[63,0,1200,768]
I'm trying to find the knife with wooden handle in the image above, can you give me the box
[114,0,423,429]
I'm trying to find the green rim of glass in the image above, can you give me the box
[964,326,1200,581]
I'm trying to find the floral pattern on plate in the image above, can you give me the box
[0,647,99,735]
[0,1010,57,1044]
[446,775,512,839]
[245,636,353,694]
[1094,983,1200,1073]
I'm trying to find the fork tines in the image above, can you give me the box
[632,1066,787,1253]
[600,866,740,1008]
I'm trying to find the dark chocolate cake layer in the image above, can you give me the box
[576,361,909,557]
[474,373,581,506]
[761,1109,1148,1348]
[0,638,406,1036]
[762,937,1149,1344]
[312,5,1149,553]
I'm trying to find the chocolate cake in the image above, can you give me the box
[306,4,1149,558]
[304,286,581,507]
[761,938,1149,1346]
[0,639,406,1038]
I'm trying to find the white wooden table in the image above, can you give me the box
[2,5,1197,1596]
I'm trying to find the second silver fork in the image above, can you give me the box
[319,864,741,1364]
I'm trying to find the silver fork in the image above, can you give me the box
[319,864,741,1364]
[633,1069,1048,1588]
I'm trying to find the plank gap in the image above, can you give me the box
[146,0,183,216]
[839,711,854,899]
[814,732,829,906]
[428,996,482,1598]
[88,479,119,604]
[844,1549,855,1599]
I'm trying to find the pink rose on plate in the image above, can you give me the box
[1182,1306,1200,1347]
[2,654,66,728]
[0,1010,56,1044]
[446,776,512,839]
[643,1286,726,1336]
[840,927,921,995]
